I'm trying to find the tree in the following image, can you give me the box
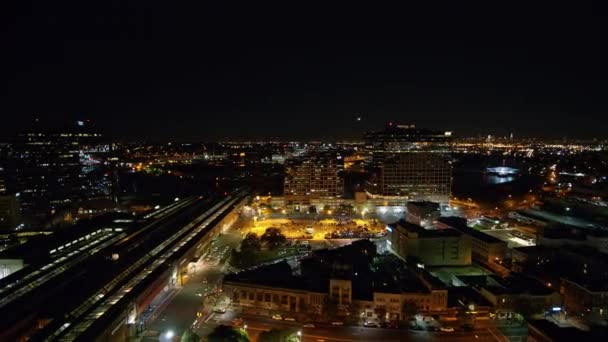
[241,233,261,252]
[258,329,300,342]
[261,227,286,250]
[402,300,419,319]
[207,325,249,342]
[181,329,201,342]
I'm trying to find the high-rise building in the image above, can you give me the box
[365,123,453,205]
[284,152,344,206]
[6,119,106,222]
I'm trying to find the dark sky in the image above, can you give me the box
[1,2,607,141]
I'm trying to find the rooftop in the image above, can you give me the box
[224,261,309,291]
[392,220,462,238]
[437,217,505,244]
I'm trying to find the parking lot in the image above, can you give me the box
[245,217,386,240]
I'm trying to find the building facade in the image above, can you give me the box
[284,152,344,208]
[388,221,472,266]
[437,217,508,266]
[365,124,452,205]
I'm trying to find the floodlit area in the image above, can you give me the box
[244,217,386,240]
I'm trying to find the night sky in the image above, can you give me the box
[1,2,607,141]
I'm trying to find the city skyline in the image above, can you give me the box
[2,3,608,342]
[2,3,608,140]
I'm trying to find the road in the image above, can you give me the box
[142,221,245,341]
[203,312,511,342]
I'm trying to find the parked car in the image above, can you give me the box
[331,321,344,326]
[284,317,296,322]
[440,327,455,333]
[272,314,283,321]
[303,323,316,328]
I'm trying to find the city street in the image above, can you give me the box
[141,221,246,341]
[203,312,513,342]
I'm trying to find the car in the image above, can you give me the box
[213,309,226,314]
[363,322,379,328]
[331,321,344,326]
[303,323,316,328]
[272,314,283,320]
[284,317,296,322]
[440,327,455,333]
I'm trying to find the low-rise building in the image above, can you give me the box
[457,274,562,318]
[561,278,608,318]
[436,217,508,272]
[388,220,471,266]
[223,241,449,323]
[406,201,440,228]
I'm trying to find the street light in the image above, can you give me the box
[164,330,175,339]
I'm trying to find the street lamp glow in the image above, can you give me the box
[297,330,302,336]
[165,330,175,339]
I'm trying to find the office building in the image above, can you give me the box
[387,220,471,266]
[365,124,452,205]
[284,152,344,208]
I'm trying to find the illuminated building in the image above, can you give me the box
[437,217,508,273]
[284,152,344,208]
[387,220,472,266]
[365,124,452,205]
